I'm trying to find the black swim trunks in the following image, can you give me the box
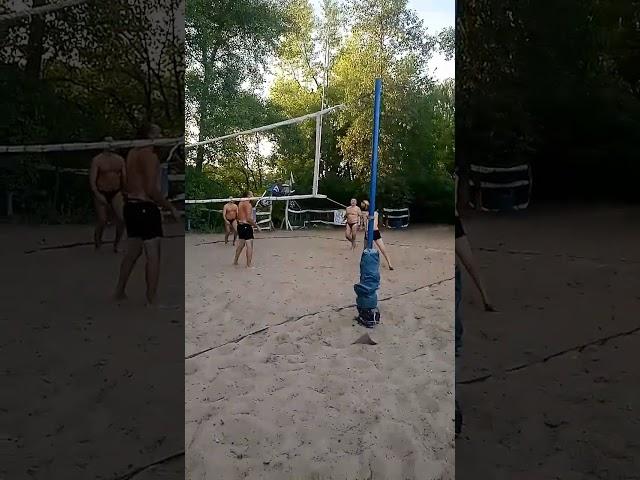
[237,223,254,240]
[455,216,465,239]
[365,230,381,241]
[98,189,120,205]
[225,217,237,224]
[123,200,163,240]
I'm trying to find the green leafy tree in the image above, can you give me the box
[186,0,287,171]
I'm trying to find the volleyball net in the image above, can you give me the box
[0,137,184,220]
[185,105,354,231]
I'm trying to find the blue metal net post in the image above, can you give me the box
[354,78,383,328]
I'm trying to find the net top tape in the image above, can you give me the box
[186,194,327,204]
[185,105,344,149]
[0,137,183,154]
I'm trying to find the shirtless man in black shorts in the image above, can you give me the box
[361,200,394,270]
[90,138,126,251]
[344,198,361,249]
[114,123,179,305]
[233,191,260,268]
[222,201,238,245]
[454,170,495,436]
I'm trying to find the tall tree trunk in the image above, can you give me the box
[25,0,48,80]
[195,49,210,172]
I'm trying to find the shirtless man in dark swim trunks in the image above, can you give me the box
[114,123,179,305]
[361,200,394,270]
[233,191,260,268]
[344,198,361,249]
[454,169,496,436]
[222,201,238,245]
[90,138,126,251]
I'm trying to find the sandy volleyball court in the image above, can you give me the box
[1,223,185,480]
[185,226,455,480]
[456,206,640,479]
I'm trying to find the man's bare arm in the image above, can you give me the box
[119,157,127,191]
[248,210,260,230]
[142,152,178,216]
[90,157,107,203]
[243,204,260,229]
[455,235,495,311]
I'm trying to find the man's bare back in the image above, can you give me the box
[125,147,159,202]
[371,211,379,230]
[237,200,253,224]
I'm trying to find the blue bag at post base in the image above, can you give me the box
[354,249,381,327]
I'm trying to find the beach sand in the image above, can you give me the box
[1,222,185,479]
[456,205,640,479]
[185,226,455,480]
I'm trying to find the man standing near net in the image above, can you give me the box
[90,138,126,252]
[222,200,238,245]
[233,191,260,268]
[344,198,361,249]
[114,123,179,305]
[361,200,394,270]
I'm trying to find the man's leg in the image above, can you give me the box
[112,193,125,252]
[224,220,231,244]
[143,237,161,305]
[455,265,463,435]
[345,224,352,242]
[246,239,253,267]
[233,239,246,265]
[232,220,238,246]
[114,238,143,299]
[375,238,394,270]
[454,265,463,357]
[351,225,358,249]
[94,199,108,249]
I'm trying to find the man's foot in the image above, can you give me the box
[389,266,394,270]
[483,302,497,312]
[113,291,127,301]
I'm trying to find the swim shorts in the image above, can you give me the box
[123,200,162,240]
[237,223,254,240]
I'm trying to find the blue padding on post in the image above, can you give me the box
[354,249,380,309]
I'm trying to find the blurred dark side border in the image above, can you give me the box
[0,1,185,479]
[456,1,640,478]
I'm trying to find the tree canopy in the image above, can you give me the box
[458,0,640,202]
[186,0,455,229]
[0,0,184,222]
